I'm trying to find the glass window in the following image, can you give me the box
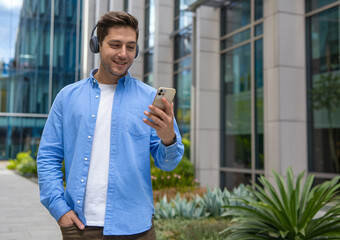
[174,28,192,60]
[254,23,263,37]
[0,0,82,159]
[221,29,250,50]
[255,0,263,20]
[0,116,46,160]
[307,6,340,174]
[0,1,50,114]
[143,0,155,87]
[222,44,251,168]
[174,69,191,137]
[220,0,263,189]
[306,0,338,13]
[144,0,155,50]
[220,172,251,190]
[174,0,193,140]
[255,39,264,169]
[221,0,251,36]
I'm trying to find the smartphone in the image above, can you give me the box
[152,87,176,111]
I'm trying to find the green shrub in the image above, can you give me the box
[6,151,37,176]
[221,167,340,239]
[6,159,17,170]
[151,156,197,190]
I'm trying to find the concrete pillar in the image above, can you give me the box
[128,0,144,80]
[193,6,220,188]
[263,0,307,181]
[151,0,174,89]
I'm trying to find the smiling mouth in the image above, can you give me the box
[113,60,127,65]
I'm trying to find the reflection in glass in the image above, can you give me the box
[305,0,338,13]
[143,0,155,87]
[254,23,263,37]
[174,28,192,60]
[144,0,155,49]
[220,171,251,190]
[221,0,250,36]
[174,0,193,139]
[255,39,264,169]
[221,29,250,50]
[175,69,191,136]
[0,117,46,160]
[307,7,340,173]
[0,0,82,159]
[254,0,263,20]
[222,44,251,168]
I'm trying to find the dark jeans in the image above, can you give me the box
[60,223,156,240]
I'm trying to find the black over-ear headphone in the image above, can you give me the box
[89,24,139,58]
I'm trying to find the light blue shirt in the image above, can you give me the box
[37,69,184,235]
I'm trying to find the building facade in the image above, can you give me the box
[1,0,339,189]
[0,0,82,160]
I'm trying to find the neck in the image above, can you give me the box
[94,66,127,84]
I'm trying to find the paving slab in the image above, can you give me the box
[0,161,61,240]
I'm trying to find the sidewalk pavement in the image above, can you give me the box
[0,161,62,240]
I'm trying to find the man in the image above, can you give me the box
[37,11,184,239]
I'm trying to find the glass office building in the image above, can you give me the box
[0,0,82,159]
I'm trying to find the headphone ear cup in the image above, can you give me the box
[135,44,139,58]
[90,36,99,53]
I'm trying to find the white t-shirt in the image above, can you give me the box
[84,83,117,226]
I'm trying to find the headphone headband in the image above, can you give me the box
[89,24,139,58]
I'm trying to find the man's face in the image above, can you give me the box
[99,26,137,80]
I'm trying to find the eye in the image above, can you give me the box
[110,44,120,49]
[127,46,135,51]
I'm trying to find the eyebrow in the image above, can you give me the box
[107,40,137,45]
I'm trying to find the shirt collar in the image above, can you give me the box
[89,68,130,88]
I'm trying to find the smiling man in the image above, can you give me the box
[37,11,184,240]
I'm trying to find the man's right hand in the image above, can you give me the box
[57,210,85,230]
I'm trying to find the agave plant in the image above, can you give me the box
[154,195,176,219]
[221,167,340,239]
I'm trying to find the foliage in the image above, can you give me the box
[221,167,340,239]
[151,156,197,191]
[6,151,37,176]
[154,185,253,220]
[154,218,230,240]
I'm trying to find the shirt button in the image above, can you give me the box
[165,160,169,162]
[88,136,91,139]
[81,179,84,183]
[84,157,88,161]
[77,200,80,204]
[95,95,99,98]
[92,115,95,118]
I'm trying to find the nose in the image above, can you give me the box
[118,45,128,58]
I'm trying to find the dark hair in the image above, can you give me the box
[97,11,139,44]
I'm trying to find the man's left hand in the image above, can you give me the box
[143,97,176,146]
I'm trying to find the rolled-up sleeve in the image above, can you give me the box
[150,118,184,171]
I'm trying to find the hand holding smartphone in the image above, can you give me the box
[152,87,176,111]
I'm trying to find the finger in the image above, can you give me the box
[143,118,161,130]
[148,105,169,121]
[144,110,167,128]
[70,212,85,230]
[162,97,173,115]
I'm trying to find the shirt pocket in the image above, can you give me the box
[125,107,150,140]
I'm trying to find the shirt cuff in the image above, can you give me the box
[49,199,72,221]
